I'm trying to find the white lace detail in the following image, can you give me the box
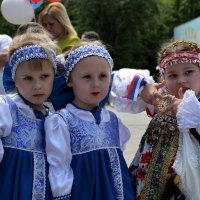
[107,148,123,200]
[32,153,46,200]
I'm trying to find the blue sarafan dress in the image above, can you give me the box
[0,94,53,200]
[45,103,135,200]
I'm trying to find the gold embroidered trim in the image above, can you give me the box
[140,114,179,200]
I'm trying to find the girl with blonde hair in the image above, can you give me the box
[0,30,58,199]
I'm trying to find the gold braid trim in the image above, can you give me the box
[140,114,179,200]
[161,40,199,57]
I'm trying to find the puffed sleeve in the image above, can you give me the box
[45,113,73,199]
[118,118,131,151]
[0,96,12,162]
[173,90,200,199]
[177,90,200,130]
[110,68,154,114]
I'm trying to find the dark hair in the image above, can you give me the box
[81,31,100,41]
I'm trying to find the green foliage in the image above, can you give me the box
[65,0,163,72]
[1,0,200,75]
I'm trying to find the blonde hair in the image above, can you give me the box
[9,31,59,57]
[38,2,77,36]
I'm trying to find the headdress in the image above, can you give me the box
[64,44,113,82]
[156,40,200,74]
[9,44,57,79]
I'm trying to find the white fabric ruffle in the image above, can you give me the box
[177,90,200,130]
[173,90,200,200]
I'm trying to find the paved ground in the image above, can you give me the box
[106,106,151,166]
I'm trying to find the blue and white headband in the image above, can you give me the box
[64,44,114,82]
[9,44,57,79]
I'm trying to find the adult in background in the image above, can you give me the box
[0,34,12,94]
[38,2,80,53]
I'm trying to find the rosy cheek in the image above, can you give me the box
[165,81,173,88]
[194,74,200,79]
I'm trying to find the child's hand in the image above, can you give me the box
[140,81,165,105]
[157,94,182,115]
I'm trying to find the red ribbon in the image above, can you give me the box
[31,0,41,3]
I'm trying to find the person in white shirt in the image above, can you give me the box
[0,34,12,94]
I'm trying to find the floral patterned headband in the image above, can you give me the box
[156,51,200,74]
[9,44,57,79]
[64,44,113,82]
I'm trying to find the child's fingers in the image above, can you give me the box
[149,81,165,105]
[158,94,182,115]
[154,81,166,89]
[178,87,184,99]
[162,94,175,101]
[151,88,164,105]
[153,91,163,100]
[155,94,176,115]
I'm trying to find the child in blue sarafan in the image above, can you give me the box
[0,32,58,199]
[45,41,135,200]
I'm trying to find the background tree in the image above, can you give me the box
[64,0,200,74]
[65,0,162,71]
[1,0,200,76]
